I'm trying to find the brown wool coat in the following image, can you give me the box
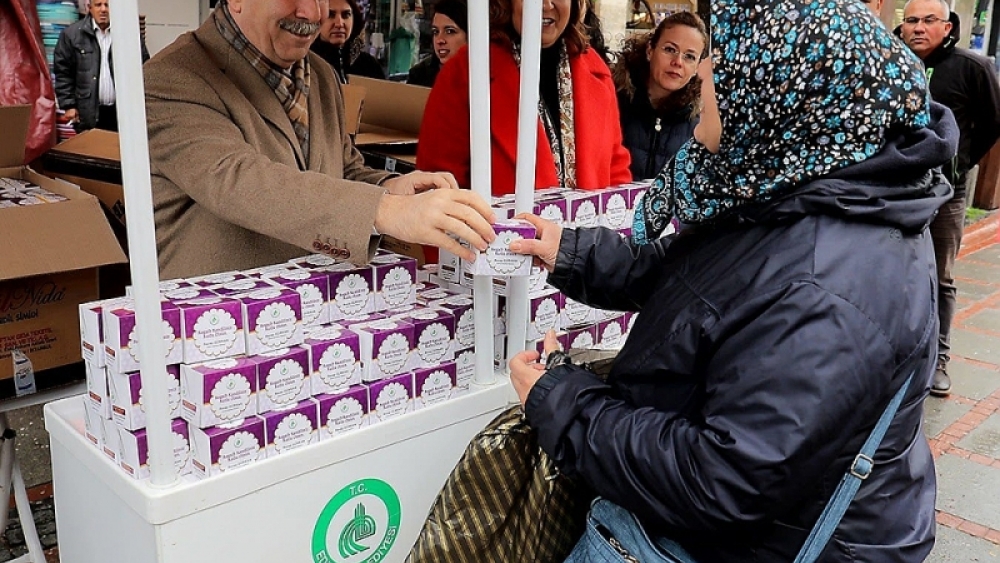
[145,17,393,280]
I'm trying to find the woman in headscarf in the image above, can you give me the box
[406,0,468,88]
[310,0,384,83]
[416,0,632,195]
[614,11,707,180]
[507,0,958,559]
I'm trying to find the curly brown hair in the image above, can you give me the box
[489,0,590,54]
[613,11,708,117]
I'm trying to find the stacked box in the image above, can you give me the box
[367,372,414,423]
[565,191,600,228]
[267,269,330,327]
[259,399,319,458]
[173,297,246,363]
[600,186,632,231]
[371,253,417,311]
[190,417,265,478]
[181,357,258,428]
[238,288,304,356]
[108,365,182,431]
[251,346,311,414]
[354,320,415,382]
[304,326,362,395]
[394,308,454,369]
[118,419,191,480]
[321,262,375,321]
[413,362,456,410]
[85,362,110,419]
[316,386,370,440]
[102,300,183,375]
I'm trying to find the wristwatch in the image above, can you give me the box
[544,349,573,371]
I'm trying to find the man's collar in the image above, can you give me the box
[91,17,110,34]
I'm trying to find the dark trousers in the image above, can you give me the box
[930,193,966,368]
[96,104,118,132]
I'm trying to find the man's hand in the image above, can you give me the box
[382,171,460,195]
[62,108,79,123]
[375,189,496,261]
[509,213,562,272]
[509,330,562,405]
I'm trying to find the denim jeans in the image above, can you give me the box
[929,194,966,368]
[564,499,699,563]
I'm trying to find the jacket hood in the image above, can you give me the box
[747,101,958,233]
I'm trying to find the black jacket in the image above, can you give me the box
[406,56,440,88]
[897,13,1000,190]
[310,40,385,84]
[52,15,150,131]
[617,87,698,180]
[526,103,958,562]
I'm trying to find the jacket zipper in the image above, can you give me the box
[645,117,662,179]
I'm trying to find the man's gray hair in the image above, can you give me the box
[903,0,951,18]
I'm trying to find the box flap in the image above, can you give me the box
[0,105,31,168]
[348,76,429,136]
[342,84,365,136]
[0,186,127,281]
[48,129,122,165]
[355,124,419,147]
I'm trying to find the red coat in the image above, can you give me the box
[417,43,632,196]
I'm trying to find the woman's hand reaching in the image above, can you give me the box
[508,213,563,272]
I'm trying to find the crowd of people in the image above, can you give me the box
[58,0,1000,560]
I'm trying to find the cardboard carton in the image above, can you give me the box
[347,76,430,151]
[0,105,127,381]
[42,128,125,226]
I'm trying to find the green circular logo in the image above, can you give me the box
[312,478,401,563]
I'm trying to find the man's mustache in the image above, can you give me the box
[279,18,321,36]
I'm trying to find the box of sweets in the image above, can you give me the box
[83,398,105,450]
[79,297,128,368]
[102,300,183,375]
[162,287,219,302]
[108,365,182,431]
[533,194,568,225]
[566,324,598,350]
[367,372,413,423]
[100,416,122,462]
[371,253,417,312]
[118,419,191,480]
[259,399,319,458]
[238,287,304,356]
[413,362,456,410]
[394,308,454,369]
[85,361,110,419]
[561,295,596,330]
[436,247,462,285]
[251,346,311,414]
[304,326,362,395]
[321,262,375,321]
[565,190,601,228]
[430,295,474,353]
[534,331,570,356]
[266,269,330,327]
[453,348,475,395]
[173,297,246,363]
[289,254,341,269]
[600,186,631,231]
[527,290,562,341]
[186,271,247,288]
[596,315,628,350]
[464,220,536,277]
[316,386,369,440]
[181,357,258,428]
[209,278,276,297]
[190,417,265,478]
[354,319,414,382]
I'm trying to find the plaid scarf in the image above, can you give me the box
[214,4,312,167]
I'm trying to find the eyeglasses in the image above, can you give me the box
[902,15,946,26]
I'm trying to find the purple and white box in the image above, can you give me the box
[566,324,598,350]
[85,362,110,419]
[354,320,415,382]
[316,386,370,440]
[560,295,596,330]
[80,298,128,368]
[453,348,475,395]
[163,287,219,303]
[628,184,648,219]
[251,346,312,414]
[367,372,414,423]
[258,399,319,458]
[533,195,569,225]
[175,297,246,363]
[267,269,330,327]
[181,357,258,428]
[238,287,304,356]
[437,247,463,284]
[83,398,105,450]
[534,331,570,356]
[395,308,455,369]
[371,254,418,312]
[289,254,341,269]
[322,262,375,321]
[109,365,182,431]
[102,300,183,375]
[187,271,247,288]
[527,290,562,341]
[565,190,601,228]
[305,326,362,395]
[430,295,474,353]
[413,362,456,410]
[100,416,121,462]
[464,220,537,277]
[190,417,265,478]
[597,315,628,350]
[600,186,632,230]
[118,419,191,480]
[209,278,277,296]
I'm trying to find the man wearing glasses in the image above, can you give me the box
[899,0,1000,396]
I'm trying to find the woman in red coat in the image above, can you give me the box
[416,0,632,196]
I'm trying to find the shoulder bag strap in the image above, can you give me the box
[792,370,916,563]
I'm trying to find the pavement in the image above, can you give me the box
[0,217,997,563]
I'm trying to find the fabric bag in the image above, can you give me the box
[405,405,589,563]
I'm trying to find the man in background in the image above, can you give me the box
[900,0,1000,395]
[53,0,150,132]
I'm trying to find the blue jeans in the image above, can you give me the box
[564,499,699,563]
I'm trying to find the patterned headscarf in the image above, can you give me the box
[632,0,931,243]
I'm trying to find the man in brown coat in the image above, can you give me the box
[145,0,495,279]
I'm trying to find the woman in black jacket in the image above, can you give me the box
[614,12,706,180]
[310,0,384,84]
[508,0,957,560]
[406,0,468,88]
